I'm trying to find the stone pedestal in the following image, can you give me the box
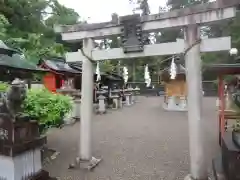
[118,96,123,108]
[97,95,106,114]
[130,93,134,105]
[179,96,187,109]
[131,88,140,104]
[111,95,120,110]
[125,93,132,106]
[131,92,135,104]
[73,98,81,121]
[124,88,135,105]
[134,87,140,102]
[163,96,187,111]
[168,96,175,106]
[0,113,56,180]
[63,97,75,125]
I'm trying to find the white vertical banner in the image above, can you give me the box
[96,61,101,82]
[123,66,129,84]
[144,64,151,87]
[170,56,177,80]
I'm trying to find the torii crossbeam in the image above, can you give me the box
[66,37,231,62]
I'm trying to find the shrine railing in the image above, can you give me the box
[128,81,164,96]
[128,81,217,96]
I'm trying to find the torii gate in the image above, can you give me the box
[55,0,239,179]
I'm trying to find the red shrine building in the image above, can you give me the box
[38,57,81,92]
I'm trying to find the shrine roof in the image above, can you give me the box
[0,54,47,72]
[40,57,80,74]
[205,63,240,75]
[68,62,82,72]
[0,40,19,56]
[103,72,123,81]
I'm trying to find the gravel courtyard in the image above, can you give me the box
[44,96,219,180]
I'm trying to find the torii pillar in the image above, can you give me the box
[80,38,94,161]
[184,25,206,180]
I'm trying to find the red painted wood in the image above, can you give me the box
[43,73,57,92]
[218,76,225,146]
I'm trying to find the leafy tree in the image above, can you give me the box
[45,0,80,27]
[0,14,9,39]
[0,0,81,64]
[0,0,48,34]
[1,0,239,82]
[167,0,208,10]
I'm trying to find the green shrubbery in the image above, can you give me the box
[0,82,9,92]
[0,83,73,132]
[23,88,73,133]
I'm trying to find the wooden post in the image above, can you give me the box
[218,75,225,146]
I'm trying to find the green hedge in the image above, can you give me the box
[0,82,8,92]
[23,88,73,133]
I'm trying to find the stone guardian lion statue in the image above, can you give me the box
[0,78,27,121]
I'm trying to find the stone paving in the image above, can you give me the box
[44,96,219,180]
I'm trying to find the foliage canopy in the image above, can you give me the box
[0,0,240,81]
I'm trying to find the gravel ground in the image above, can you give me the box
[44,96,219,180]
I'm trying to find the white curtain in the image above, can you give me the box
[170,56,177,80]
[123,66,128,84]
[144,64,151,87]
[96,62,101,82]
